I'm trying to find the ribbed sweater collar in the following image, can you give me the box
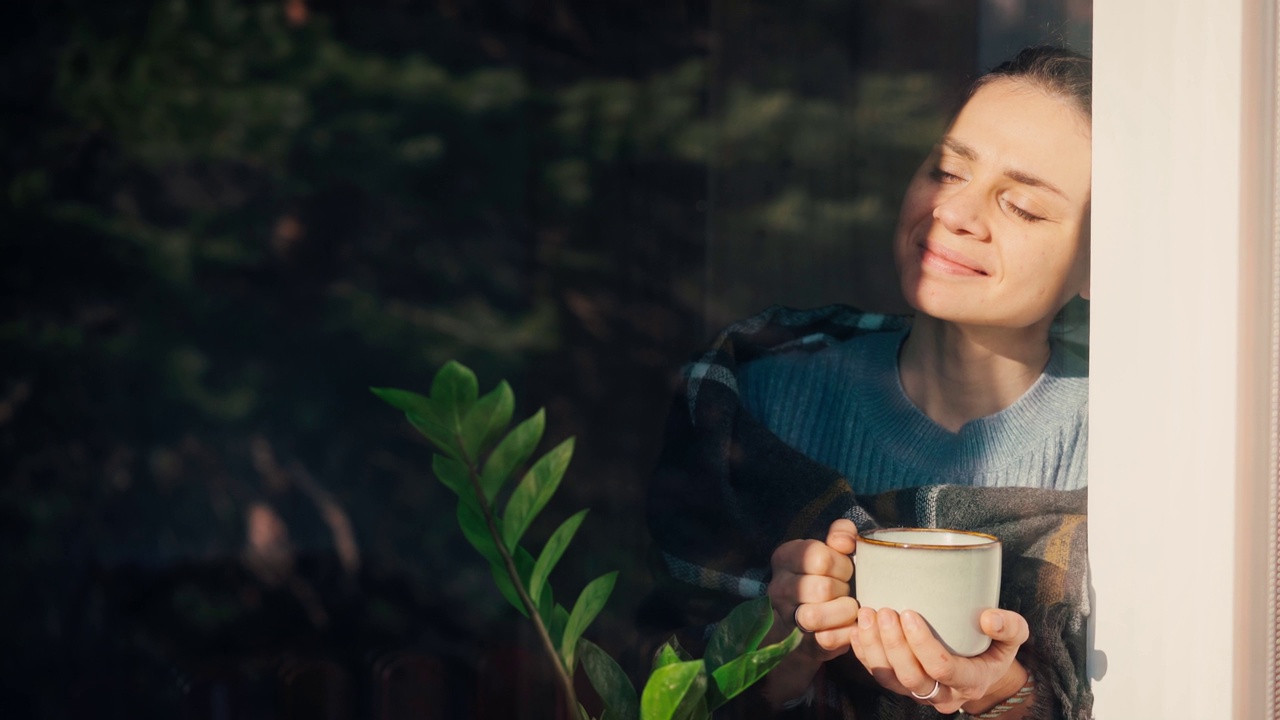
[856,330,1087,473]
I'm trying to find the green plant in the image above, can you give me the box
[373,361,801,720]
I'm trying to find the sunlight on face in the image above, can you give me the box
[892,78,1092,331]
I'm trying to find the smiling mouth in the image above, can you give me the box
[919,244,988,276]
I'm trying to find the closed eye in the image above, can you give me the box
[929,168,964,184]
[1004,199,1045,222]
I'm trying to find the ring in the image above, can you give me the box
[910,680,941,701]
[793,604,808,632]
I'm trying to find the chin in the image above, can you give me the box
[899,278,960,319]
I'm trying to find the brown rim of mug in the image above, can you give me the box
[859,527,1001,550]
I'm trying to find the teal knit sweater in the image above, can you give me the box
[736,329,1088,494]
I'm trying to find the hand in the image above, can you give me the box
[764,519,861,662]
[849,606,1030,715]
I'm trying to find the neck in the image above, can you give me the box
[898,315,1053,432]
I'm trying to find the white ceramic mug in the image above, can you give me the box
[854,527,1002,657]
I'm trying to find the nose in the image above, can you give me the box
[932,185,988,239]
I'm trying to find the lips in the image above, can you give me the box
[918,242,988,276]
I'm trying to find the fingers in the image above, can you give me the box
[796,596,860,643]
[852,609,963,711]
[825,519,859,555]
[782,594,859,663]
[896,608,1030,711]
[771,573,852,619]
[771,538,854,581]
[851,607,900,691]
[874,609,934,695]
[766,533,859,662]
[850,606,1034,714]
[898,610,959,687]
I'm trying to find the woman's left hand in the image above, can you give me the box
[849,606,1030,715]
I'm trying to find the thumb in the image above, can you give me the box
[981,609,1030,645]
[825,518,859,554]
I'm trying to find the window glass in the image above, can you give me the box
[3,1,1090,717]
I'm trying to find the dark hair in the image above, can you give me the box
[968,45,1092,120]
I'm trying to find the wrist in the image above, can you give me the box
[961,660,1028,716]
[762,649,825,709]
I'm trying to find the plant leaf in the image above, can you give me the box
[370,387,459,455]
[529,509,588,602]
[502,436,575,549]
[501,542,552,623]
[705,596,773,673]
[488,559,528,617]
[432,454,478,505]
[640,660,707,720]
[535,577,555,631]
[369,386,432,416]
[660,635,691,666]
[652,639,687,673]
[480,408,545,503]
[431,360,479,432]
[456,500,527,617]
[705,628,802,710]
[560,570,617,671]
[456,498,500,565]
[548,603,570,652]
[461,380,515,461]
[580,638,639,720]
[405,411,460,458]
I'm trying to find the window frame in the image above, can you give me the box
[1089,1,1277,716]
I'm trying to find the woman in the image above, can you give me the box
[647,46,1092,720]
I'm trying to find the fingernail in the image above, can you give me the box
[902,611,919,631]
[989,613,1004,632]
[878,611,894,629]
[858,611,872,629]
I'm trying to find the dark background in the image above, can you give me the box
[0,1,1089,717]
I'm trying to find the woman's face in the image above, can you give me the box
[893,78,1092,331]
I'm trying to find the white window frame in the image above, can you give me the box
[1090,1,1276,717]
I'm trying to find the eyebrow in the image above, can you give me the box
[941,137,1069,200]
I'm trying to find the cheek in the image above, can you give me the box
[895,178,939,231]
[1006,244,1080,302]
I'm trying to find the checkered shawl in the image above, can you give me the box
[647,305,1092,720]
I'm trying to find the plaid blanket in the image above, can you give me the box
[646,305,1091,720]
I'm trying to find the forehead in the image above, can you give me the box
[948,78,1092,200]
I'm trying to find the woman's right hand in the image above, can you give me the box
[765,518,861,662]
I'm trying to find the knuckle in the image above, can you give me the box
[878,630,904,651]
[819,576,844,598]
[815,630,844,651]
[929,656,958,684]
[794,604,810,627]
[797,574,835,602]
[895,668,923,689]
[801,541,831,573]
[831,596,859,618]
[770,540,800,567]
[766,582,785,604]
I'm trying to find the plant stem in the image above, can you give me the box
[460,447,581,720]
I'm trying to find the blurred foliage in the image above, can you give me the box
[0,0,976,716]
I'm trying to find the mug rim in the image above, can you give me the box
[859,527,1000,550]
